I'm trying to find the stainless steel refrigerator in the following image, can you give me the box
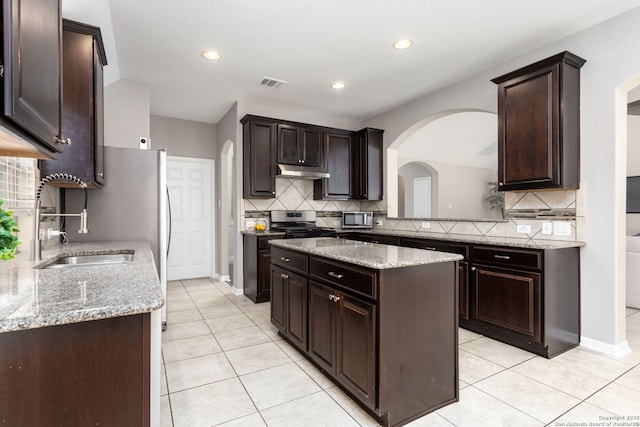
[64,146,168,328]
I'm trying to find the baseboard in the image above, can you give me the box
[580,336,631,357]
[212,273,231,282]
[232,287,243,296]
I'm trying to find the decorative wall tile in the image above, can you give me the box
[449,222,485,236]
[536,190,576,209]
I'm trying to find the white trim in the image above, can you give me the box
[580,336,631,357]
[232,287,244,296]
[167,156,215,280]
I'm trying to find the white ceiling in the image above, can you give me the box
[62,0,640,125]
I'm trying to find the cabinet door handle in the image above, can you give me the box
[471,267,476,271]
[423,247,436,251]
[280,273,289,279]
[280,257,290,262]
[333,295,340,302]
[328,271,343,279]
[97,172,104,178]
[54,137,71,146]
[494,255,511,260]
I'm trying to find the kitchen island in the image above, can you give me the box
[0,241,164,426]
[269,237,463,427]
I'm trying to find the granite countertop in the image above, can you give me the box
[352,229,585,250]
[0,241,164,333]
[269,237,463,269]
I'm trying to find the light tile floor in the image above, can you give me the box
[161,278,640,427]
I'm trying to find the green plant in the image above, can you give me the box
[0,199,21,260]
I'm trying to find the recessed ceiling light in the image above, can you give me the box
[202,50,221,60]
[393,38,413,50]
[331,82,345,89]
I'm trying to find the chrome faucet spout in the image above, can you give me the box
[30,174,89,262]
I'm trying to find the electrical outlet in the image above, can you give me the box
[553,222,571,236]
[375,220,383,226]
[516,224,531,234]
[139,137,150,150]
[421,221,431,229]
[541,222,553,235]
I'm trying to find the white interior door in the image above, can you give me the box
[167,157,214,280]
[414,176,432,217]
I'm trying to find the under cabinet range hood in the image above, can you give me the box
[277,163,329,179]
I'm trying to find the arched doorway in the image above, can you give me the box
[219,140,234,282]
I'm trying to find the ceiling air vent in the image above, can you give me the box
[258,76,287,89]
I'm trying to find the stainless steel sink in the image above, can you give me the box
[39,252,134,269]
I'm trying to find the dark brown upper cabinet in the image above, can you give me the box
[353,128,384,200]
[241,116,277,198]
[0,0,66,159]
[241,114,385,201]
[492,51,586,191]
[314,130,353,200]
[40,19,107,187]
[277,124,323,167]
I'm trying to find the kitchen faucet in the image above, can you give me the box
[30,174,89,262]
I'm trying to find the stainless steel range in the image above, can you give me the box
[270,210,337,238]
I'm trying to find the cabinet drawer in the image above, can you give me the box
[272,247,308,274]
[310,257,376,299]
[472,246,541,270]
[399,238,469,260]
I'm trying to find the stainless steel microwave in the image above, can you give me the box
[342,211,373,229]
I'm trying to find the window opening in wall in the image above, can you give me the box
[0,157,36,210]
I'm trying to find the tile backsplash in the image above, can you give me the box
[243,181,581,241]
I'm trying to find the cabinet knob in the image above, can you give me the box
[301,159,305,164]
[272,191,275,195]
[328,294,341,302]
[498,182,503,186]
[281,273,289,279]
[280,257,290,262]
[328,272,344,279]
[97,172,104,178]
[471,267,476,271]
[54,137,71,146]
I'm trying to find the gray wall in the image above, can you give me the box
[150,115,217,159]
[104,79,150,148]
[362,8,640,353]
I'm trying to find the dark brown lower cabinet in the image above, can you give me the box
[467,244,579,358]
[308,280,376,408]
[270,264,307,351]
[243,233,276,303]
[474,265,541,342]
[0,314,150,426]
[354,232,580,358]
[272,246,458,426]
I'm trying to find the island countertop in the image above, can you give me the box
[0,241,164,333]
[269,237,463,269]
